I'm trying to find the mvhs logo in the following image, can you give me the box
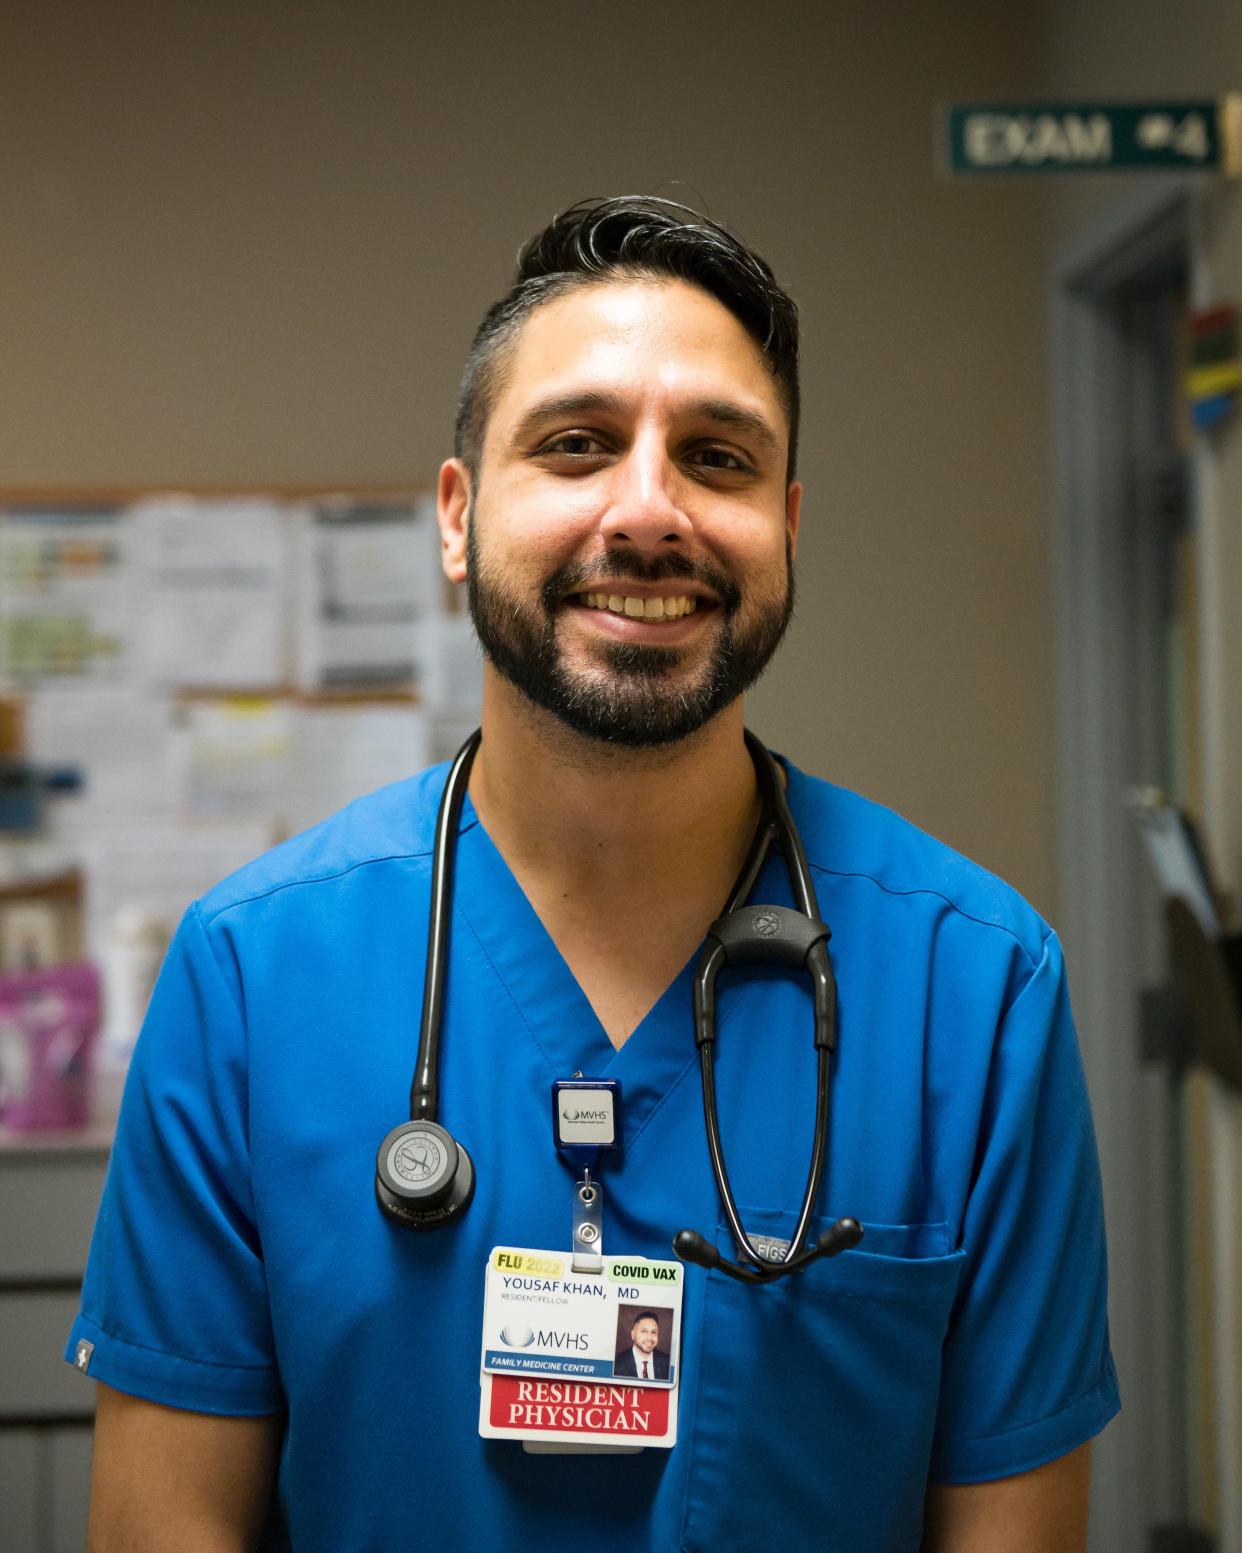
[535,1330,590,1351]
[499,1325,588,1351]
[562,1107,610,1123]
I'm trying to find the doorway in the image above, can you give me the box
[1051,187,1222,1553]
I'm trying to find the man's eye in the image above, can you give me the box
[540,433,604,457]
[691,447,748,472]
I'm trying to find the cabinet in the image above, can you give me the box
[0,1133,108,1552]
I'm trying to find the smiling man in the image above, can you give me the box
[72,197,1118,1552]
[615,1311,671,1381]
[454,276,796,754]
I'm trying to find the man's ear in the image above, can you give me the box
[438,458,471,584]
[785,479,803,562]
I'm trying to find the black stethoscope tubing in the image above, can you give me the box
[409,729,481,1124]
[678,732,859,1282]
[699,732,831,1271]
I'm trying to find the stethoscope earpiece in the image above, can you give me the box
[375,1119,476,1229]
[672,1229,721,1269]
[673,1217,863,1283]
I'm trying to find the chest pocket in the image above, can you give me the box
[680,1206,965,1553]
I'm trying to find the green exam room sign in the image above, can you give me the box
[944,99,1242,175]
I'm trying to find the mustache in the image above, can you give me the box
[540,549,742,614]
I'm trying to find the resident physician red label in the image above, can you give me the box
[489,1376,671,1438]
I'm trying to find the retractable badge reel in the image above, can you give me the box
[552,1079,621,1271]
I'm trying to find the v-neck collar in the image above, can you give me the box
[450,765,801,1152]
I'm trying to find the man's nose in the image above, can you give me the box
[599,442,692,553]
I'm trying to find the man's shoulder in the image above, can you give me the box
[195,762,450,926]
[786,761,1050,967]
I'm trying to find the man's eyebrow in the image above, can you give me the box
[510,391,630,443]
[690,399,780,454]
[511,391,781,454]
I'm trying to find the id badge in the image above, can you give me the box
[479,1246,683,1449]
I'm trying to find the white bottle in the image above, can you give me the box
[94,907,170,1127]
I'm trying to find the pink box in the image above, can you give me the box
[0,962,101,1131]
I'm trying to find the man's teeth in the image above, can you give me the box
[578,593,698,620]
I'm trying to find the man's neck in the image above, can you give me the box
[468,674,760,897]
[465,674,763,1047]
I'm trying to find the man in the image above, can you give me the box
[71,196,1118,1551]
[614,1311,671,1381]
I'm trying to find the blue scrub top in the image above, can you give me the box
[68,757,1119,1551]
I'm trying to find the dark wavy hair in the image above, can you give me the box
[453,196,800,483]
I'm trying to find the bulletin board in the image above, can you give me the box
[0,485,482,978]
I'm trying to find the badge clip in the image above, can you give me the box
[552,1078,622,1175]
[572,1168,604,1273]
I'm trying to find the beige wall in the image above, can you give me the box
[0,1,1056,909]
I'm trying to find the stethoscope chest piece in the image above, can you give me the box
[375,1120,476,1229]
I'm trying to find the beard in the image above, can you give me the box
[465,524,794,747]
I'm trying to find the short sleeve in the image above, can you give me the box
[930,930,1120,1481]
[64,903,282,1415]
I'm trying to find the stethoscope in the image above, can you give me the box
[375,730,863,1285]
